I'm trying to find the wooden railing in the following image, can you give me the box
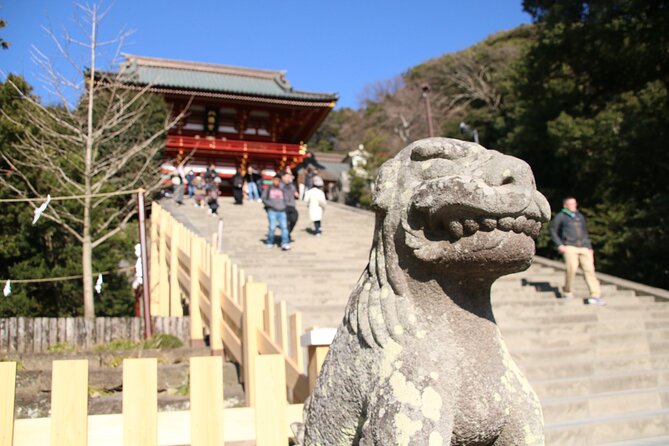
[149,202,318,405]
[1,355,302,445]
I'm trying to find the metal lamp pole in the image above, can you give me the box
[421,84,435,137]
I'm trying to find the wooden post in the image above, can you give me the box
[0,362,16,446]
[169,222,183,317]
[51,360,88,446]
[137,190,153,337]
[276,301,288,354]
[231,263,239,303]
[189,234,205,348]
[149,204,160,316]
[190,356,224,446]
[243,281,267,407]
[300,328,337,394]
[254,354,287,446]
[158,211,170,316]
[210,252,225,356]
[123,358,157,446]
[289,313,304,373]
[264,291,275,341]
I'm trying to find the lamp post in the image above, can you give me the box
[421,84,435,137]
[459,121,479,144]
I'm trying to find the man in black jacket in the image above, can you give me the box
[550,197,604,305]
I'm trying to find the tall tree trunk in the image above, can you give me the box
[82,5,97,318]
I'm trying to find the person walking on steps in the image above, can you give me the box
[304,175,326,236]
[550,197,605,305]
[281,171,299,240]
[261,174,291,251]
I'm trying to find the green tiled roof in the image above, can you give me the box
[120,55,338,103]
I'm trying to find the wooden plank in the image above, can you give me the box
[190,356,224,446]
[221,296,243,331]
[264,291,276,343]
[159,211,170,316]
[8,318,17,353]
[17,317,26,353]
[169,223,183,317]
[308,346,330,395]
[51,359,88,446]
[31,318,40,353]
[41,318,50,352]
[275,301,288,355]
[66,317,75,346]
[189,236,204,347]
[48,318,57,350]
[289,313,304,373]
[57,317,67,344]
[209,253,224,355]
[257,332,304,395]
[0,319,6,353]
[13,404,305,445]
[220,322,242,364]
[123,358,157,446]
[254,355,287,446]
[243,282,266,407]
[231,264,239,303]
[0,362,16,446]
[150,207,161,316]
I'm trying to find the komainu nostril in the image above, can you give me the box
[501,169,515,185]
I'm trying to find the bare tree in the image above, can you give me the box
[0,3,187,317]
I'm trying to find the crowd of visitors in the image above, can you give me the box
[170,163,327,252]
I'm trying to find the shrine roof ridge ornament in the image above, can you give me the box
[119,54,339,104]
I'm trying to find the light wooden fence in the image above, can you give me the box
[1,355,303,445]
[150,202,323,405]
[0,317,189,354]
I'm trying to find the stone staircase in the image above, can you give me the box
[161,196,669,445]
[494,265,669,445]
[6,347,244,419]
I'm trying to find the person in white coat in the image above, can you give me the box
[304,176,327,236]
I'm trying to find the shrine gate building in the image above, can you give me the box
[120,54,338,187]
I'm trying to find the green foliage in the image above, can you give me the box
[346,169,373,208]
[94,339,140,352]
[143,333,183,349]
[47,342,76,353]
[94,334,183,352]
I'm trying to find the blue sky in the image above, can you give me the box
[1,1,531,109]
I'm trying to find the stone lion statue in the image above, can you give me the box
[302,138,550,445]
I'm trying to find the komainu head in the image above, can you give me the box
[372,137,551,279]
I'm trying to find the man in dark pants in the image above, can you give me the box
[281,171,299,239]
[231,168,244,205]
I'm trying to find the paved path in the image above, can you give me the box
[160,196,375,329]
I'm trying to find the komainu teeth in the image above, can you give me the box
[512,215,527,234]
[530,221,542,238]
[449,220,464,240]
[479,218,497,231]
[498,217,514,231]
[463,219,479,236]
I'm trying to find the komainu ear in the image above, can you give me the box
[371,159,399,212]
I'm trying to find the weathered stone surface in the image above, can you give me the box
[303,138,551,445]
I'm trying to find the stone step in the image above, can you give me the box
[497,308,669,326]
[600,434,669,445]
[541,385,669,423]
[519,352,669,381]
[531,367,669,400]
[544,408,669,445]
[502,327,669,352]
[510,341,669,366]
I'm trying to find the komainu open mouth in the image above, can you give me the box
[409,208,542,243]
